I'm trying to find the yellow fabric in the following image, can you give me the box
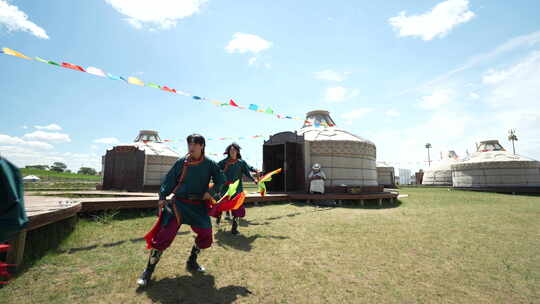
[127,76,144,86]
[2,48,32,60]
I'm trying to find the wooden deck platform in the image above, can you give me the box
[22,190,398,228]
[24,196,82,231]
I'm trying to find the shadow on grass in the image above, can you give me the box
[262,206,334,222]
[139,273,252,304]
[216,217,272,228]
[79,208,158,222]
[55,231,190,254]
[336,199,403,210]
[214,230,289,252]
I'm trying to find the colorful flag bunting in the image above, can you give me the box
[61,62,85,72]
[1,48,31,60]
[1,47,305,121]
[128,76,144,86]
[86,67,106,77]
[35,57,48,63]
[146,83,160,89]
[162,86,176,93]
[107,73,122,81]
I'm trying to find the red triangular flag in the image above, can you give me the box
[229,99,239,107]
[61,62,85,72]
[162,86,176,93]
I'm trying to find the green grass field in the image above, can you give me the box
[20,168,101,181]
[20,168,101,191]
[1,187,539,303]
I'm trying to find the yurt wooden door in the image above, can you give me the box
[103,146,145,191]
[263,142,305,192]
[263,144,285,192]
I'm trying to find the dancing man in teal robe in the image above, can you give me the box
[217,143,259,235]
[138,134,226,287]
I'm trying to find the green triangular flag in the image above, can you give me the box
[146,83,161,89]
[35,57,48,63]
[226,179,240,197]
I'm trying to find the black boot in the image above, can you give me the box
[231,217,239,235]
[137,248,162,287]
[216,214,222,225]
[186,245,205,273]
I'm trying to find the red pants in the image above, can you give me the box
[149,218,213,251]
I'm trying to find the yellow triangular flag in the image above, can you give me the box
[2,47,32,60]
[128,76,144,86]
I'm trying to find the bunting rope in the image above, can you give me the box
[1,47,304,121]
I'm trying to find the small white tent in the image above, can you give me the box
[23,175,41,182]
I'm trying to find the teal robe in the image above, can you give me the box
[0,157,28,242]
[159,156,225,229]
[217,158,257,196]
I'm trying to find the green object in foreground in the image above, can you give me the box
[0,157,28,242]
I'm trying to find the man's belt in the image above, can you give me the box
[173,194,204,201]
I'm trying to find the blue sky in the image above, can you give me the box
[1,0,540,172]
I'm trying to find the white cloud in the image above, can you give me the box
[0,134,53,150]
[314,70,350,82]
[468,92,480,99]
[385,109,401,117]
[0,146,101,171]
[484,51,540,109]
[389,0,475,41]
[418,89,452,109]
[225,33,272,54]
[93,137,120,144]
[105,0,206,30]
[482,69,509,84]
[324,86,359,103]
[397,31,540,96]
[23,131,71,143]
[248,57,257,65]
[341,108,373,125]
[0,0,49,39]
[34,123,62,131]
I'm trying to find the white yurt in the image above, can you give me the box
[376,162,395,188]
[102,130,180,191]
[263,110,378,192]
[298,110,378,188]
[422,151,460,186]
[452,140,540,190]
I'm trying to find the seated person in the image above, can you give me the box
[308,163,326,194]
